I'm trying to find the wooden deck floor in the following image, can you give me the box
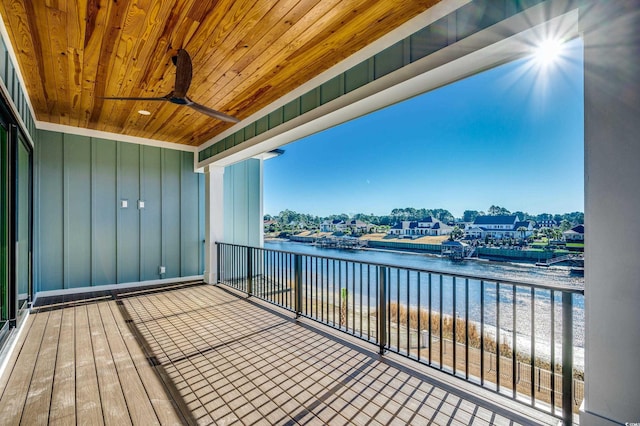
[0,282,558,425]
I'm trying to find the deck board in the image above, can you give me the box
[0,311,49,425]
[74,305,105,426]
[105,301,184,425]
[48,307,75,425]
[0,282,560,425]
[97,301,159,425]
[21,309,62,425]
[86,302,131,426]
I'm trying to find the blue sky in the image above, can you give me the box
[264,38,584,219]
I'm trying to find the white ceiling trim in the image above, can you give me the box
[37,121,198,152]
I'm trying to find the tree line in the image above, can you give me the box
[264,205,584,231]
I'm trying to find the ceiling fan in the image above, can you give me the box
[101,49,239,123]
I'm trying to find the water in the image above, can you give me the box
[266,240,584,288]
[265,240,585,368]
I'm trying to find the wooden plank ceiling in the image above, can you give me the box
[0,0,439,147]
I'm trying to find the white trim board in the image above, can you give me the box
[33,275,204,303]
[0,310,30,384]
[37,121,198,152]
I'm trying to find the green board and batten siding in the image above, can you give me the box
[198,0,544,164]
[35,130,204,292]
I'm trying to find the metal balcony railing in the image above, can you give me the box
[216,242,584,425]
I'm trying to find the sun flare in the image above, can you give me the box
[534,38,564,66]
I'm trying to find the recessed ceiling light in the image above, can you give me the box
[138,110,151,116]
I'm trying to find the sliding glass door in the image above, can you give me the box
[0,123,8,343]
[0,119,32,347]
[16,136,31,319]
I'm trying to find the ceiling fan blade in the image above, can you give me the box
[174,49,192,98]
[187,101,239,123]
[100,96,168,101]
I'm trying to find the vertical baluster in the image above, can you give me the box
[406,270,410,356]
[247,247,253,296]
[562,292,574,426]
[352,263,356,334]
[497,282,501,393]
[465,278,469,380]
[428,273,432,365]
[512,285,517,399]
[453,276,457,375]
[360,263,363,338]
[295,254,301,317]
[417,273,421,361]
[531,287,536,406]
[379,266,387,354]
[397,269,400,351]
[439,275,443,370]
[480,280,485,386]
[551,290,556,414]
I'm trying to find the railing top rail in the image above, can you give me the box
[216,242,584,295]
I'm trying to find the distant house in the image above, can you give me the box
[320,219,346,232]
[388,216,452,237]
[264,219,277,230]
[346,219,372,234]
[287,220,307,230]
[465,215,533,240]
[563,224,585,242]
[535,219,558,229]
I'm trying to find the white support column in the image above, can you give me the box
[581,1,640,425]
[204,165,224,284]
[258,158,265,248]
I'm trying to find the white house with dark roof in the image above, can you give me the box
[535,219,558,229]
[465,215,533,240]
[346,219,372,234]
[388,217,452,237]
[320,219,346,232]
[563,224,585,242]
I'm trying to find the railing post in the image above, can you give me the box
[294,254,302,317]
[562,292,574,426]
[247,247,253,296]
[378,266,387,355]
[216,243,221,284]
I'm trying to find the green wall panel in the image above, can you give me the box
[35,130,204,292]
[410,19,448,62]
[284,100,299,122]
[162,149,181,279]
[198,173,205,274]
[181,151,200,276]
[118,143,140,284]
[301,89,319,114]
[37,131,64,291]
[345,61,371,93]
[320,76,343,104]
[224,159,261,247]
[141,146,162,281]
[64,135,91,288]
[374,42,405,79]
[91,138,117,286]
[268,108,283,128]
